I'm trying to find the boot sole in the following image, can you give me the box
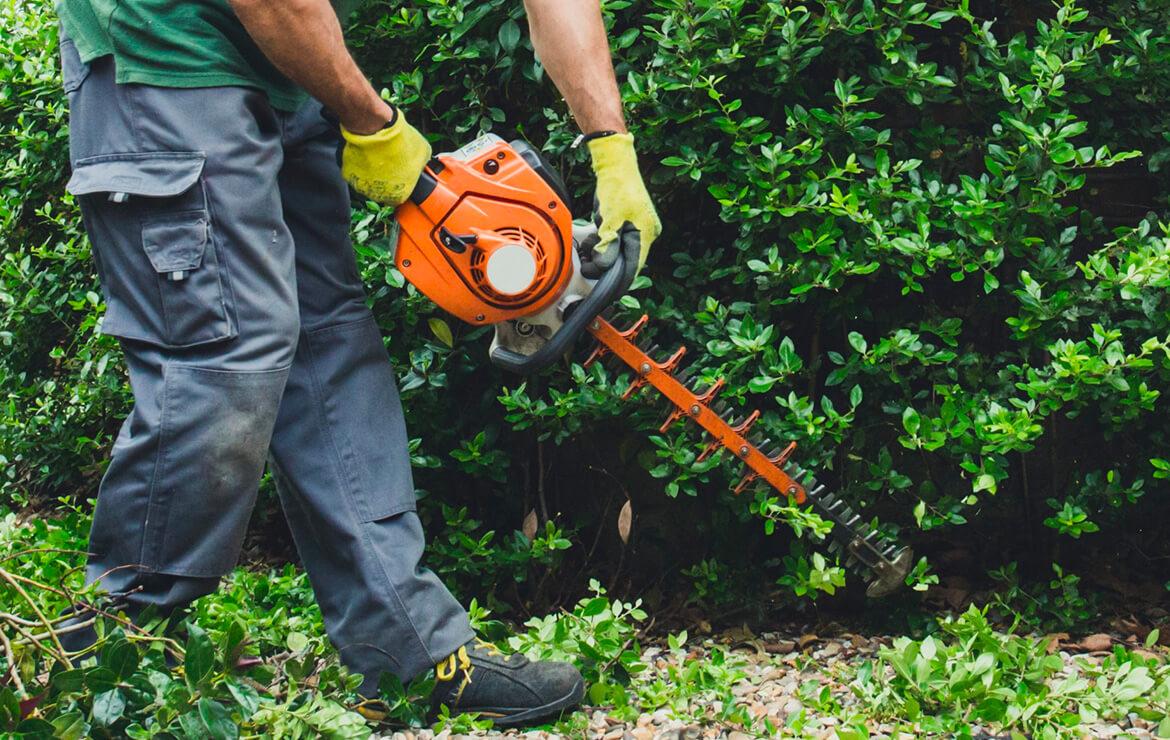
[462,677,586,729]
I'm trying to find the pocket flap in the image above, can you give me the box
[67,152,206,198]
[60,37,90,94]
[142,216,209,273]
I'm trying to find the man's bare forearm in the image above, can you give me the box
[523,0,627,134]
[229,0,393,134]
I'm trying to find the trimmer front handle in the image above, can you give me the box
[488,229,639,374]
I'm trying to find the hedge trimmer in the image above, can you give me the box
[393,134,912,597]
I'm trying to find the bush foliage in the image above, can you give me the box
[4,0,1170,612]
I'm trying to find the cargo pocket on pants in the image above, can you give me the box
[67,152,237,349]
[59,33,90,96]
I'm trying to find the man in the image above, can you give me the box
[56,0,660,726]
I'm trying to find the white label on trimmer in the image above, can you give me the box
[449,133,504,161]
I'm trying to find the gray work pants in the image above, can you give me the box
[60,37,472,693]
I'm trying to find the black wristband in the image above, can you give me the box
[571,129,621,149]
[381,106,400,130]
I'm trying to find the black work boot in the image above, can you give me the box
[430,639,584,727]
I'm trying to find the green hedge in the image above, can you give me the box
[3,0,1170,610]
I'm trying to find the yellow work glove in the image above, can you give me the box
[582,132,661,278]
[341,109,431,207]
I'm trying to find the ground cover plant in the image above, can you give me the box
[5,0,1170,734]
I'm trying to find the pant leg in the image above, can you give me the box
[267,101,471,694]
[66,44,300,611]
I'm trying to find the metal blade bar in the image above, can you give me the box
[586,315,912,595]
[789,466,914,595]
[589,316,806,503]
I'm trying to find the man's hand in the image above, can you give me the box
[580,133,660,277]
[341,110,432,207]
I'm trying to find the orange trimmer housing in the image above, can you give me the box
[394,136,575,326]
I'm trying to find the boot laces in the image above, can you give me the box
[473,637,504,657]
[435,645,475,702]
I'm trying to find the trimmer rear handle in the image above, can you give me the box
[489,234,639,374]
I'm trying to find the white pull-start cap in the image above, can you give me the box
[486,243,538,295]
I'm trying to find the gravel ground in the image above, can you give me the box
[376,630,1162,739]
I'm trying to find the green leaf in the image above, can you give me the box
[101,639,139,681]
[51,669,86,694]
[498,19,521,53]
[185,623,215,691]
[902,406,921,435]
[226,680,261,717]
[198,698,239,740]
[286,631,310,653]
[748,376,776,393]
[428,317,454,348]
[51,711,88,740]
[84,666,117,693]
[92,689,126,727]
[847,331,867,354]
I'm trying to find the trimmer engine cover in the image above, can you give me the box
[395,134,574,325]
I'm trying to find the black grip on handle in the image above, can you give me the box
[490,230,639,375]
[409,168,438,205]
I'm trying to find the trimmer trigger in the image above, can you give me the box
[439,227,477,253]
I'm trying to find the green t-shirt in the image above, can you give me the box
[57,0,361,111]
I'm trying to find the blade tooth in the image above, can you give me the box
[844,555,859,570]
[770,441,798,465]
[808,484,827,499]
[583,344,608,368]
[836,506,857,524]
[696,440,722,462]
[620,378,646,401]
[733,471,759,494]
[731,409,760,433]
[675,365,695,385]
[662,346,687,371]
[753,437,772,452]
[712,399,730,415]
[618,314,650,337]
[818,498,845,516]
[826,539,842,553]
[695,378,726,403]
